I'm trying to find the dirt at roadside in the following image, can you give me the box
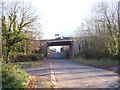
[94,65,120,74]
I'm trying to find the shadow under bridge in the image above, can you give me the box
[41,39,74,59]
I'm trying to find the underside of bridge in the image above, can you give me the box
[41,39,74,58]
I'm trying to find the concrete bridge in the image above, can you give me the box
[40,38,75,58]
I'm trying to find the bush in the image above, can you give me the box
[60,51,69,58]
[2,63,31,88]
[15,61,44,68]
[10,53,44,62]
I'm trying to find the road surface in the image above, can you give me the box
[48,52,64,59]
[25,52,119,88]
[51,59,119,88]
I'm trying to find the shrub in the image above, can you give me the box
[2,63,31,88]
[60,51,69,58]
[15,61,44,68]
[10,53,44,62]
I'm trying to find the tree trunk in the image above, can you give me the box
[118,1,120,58]
[0,35,2,59]
[5,45,11,63]
[24,40,27,55]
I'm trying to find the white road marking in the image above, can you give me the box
[50,62,57,88]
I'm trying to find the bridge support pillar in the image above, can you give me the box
[69,41,74,58]
[45,45,48,58]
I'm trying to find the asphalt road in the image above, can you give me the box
[48,52,64,59]
[51,59,119,88]
[25,52,119,88]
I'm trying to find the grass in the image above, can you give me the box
[60,51,69,58]
[73,57,118,67]
[10,53,44,62]
[35,76,54,88]
[15,60,44,68]
[14,61,53,88]
[2,63,31,88]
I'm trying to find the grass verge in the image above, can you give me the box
[73,57,119,73]
[73,57,118,67]
[15,60,44,68]
[2,63,31,88]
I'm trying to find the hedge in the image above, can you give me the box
[10,53,44,62]
[2,63,31,88]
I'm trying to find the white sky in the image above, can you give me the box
[30,0,101,39]
[30,0,118,39]
[5,0,118,39]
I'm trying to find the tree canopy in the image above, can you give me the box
[1,2,41,63]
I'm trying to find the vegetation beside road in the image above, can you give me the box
[15,60,44,68]
[60,51,69,58]
[74,57,118,66]
[74,1,119,60]
[73,57,119,73]
[2,63,36,88]
[1,1,43,88]
[60,46,69,58]
[73,1,119,74]
[10,53,44,62]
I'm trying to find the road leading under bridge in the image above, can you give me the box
[40,39,74,58]
[25,52,119,88]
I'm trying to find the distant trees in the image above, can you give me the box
[75,1,119,59]
[1,2,42,63]
[60,46,69,58]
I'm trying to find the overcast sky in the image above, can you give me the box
[31,0,99,39]
[4,0,119,39]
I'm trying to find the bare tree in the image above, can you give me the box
[75,1,119,58]
[1,1,41,63]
